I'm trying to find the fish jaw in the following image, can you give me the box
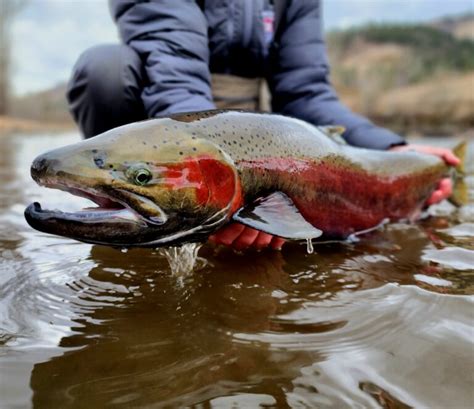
[24,201,220,247]
[24,202,149,246]
[24,167,170,247]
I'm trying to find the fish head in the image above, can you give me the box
[25,120,242,247]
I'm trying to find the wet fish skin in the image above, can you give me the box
[25,110,450,247]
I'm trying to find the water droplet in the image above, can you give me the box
[120,248,128,253]
[306,238,314,254]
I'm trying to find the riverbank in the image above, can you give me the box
[0,116,74,136]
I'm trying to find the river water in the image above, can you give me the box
[0,132,473,408]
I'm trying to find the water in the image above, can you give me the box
[0,131,473,408]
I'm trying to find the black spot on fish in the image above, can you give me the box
[92,149,98,154]
[192,147,197,152]
[153,145,157,149]
[142,141,147,145]
[94,157,105,169]
[108,164,113,169]
[179,151,183,155]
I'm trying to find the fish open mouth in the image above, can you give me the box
[25,200,140,224]
[23,180,159,246]
[25,182,143,224]
[24,180,221,247]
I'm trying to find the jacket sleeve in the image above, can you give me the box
[110,0,215,117]
[267,0,405,150]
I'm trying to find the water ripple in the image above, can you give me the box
[234,284,474,408]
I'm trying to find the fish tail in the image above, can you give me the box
[452,140,467,175]
[448,140,468,207]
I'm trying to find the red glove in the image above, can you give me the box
[209,223,285,251]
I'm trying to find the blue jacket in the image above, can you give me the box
[110,0,405,150]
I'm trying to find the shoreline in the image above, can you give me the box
[0,116,75,137]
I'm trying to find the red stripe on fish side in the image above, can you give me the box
[239,158,442,237]
[162,156,242,212]
[198,158,242,212]
[162,160,204,192]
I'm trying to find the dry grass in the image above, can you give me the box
[453,20,474,40]
[371,72,474,131]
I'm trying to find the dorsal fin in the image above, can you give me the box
[318,126,347,144]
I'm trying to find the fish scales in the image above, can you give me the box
[168,111,445,237]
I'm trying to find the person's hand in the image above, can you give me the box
[390,144,460,205]
[209,223,285,251]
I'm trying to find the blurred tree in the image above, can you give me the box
[0,0,27,115]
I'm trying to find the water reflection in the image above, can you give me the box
[29,247,300,408]
[25,244,474,408]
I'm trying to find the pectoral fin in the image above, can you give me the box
[232,192,323,240]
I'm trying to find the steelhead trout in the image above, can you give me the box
[24,110,466,247]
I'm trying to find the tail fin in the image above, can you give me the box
[452,140,467,175]
[449,140,468,207]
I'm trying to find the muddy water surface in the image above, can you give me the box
[1,132,473,408]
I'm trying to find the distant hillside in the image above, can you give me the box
[430,13,474,40]
[327,15,474,133]
[328,23,474,84]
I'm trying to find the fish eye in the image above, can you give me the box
[127,167,152,186]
